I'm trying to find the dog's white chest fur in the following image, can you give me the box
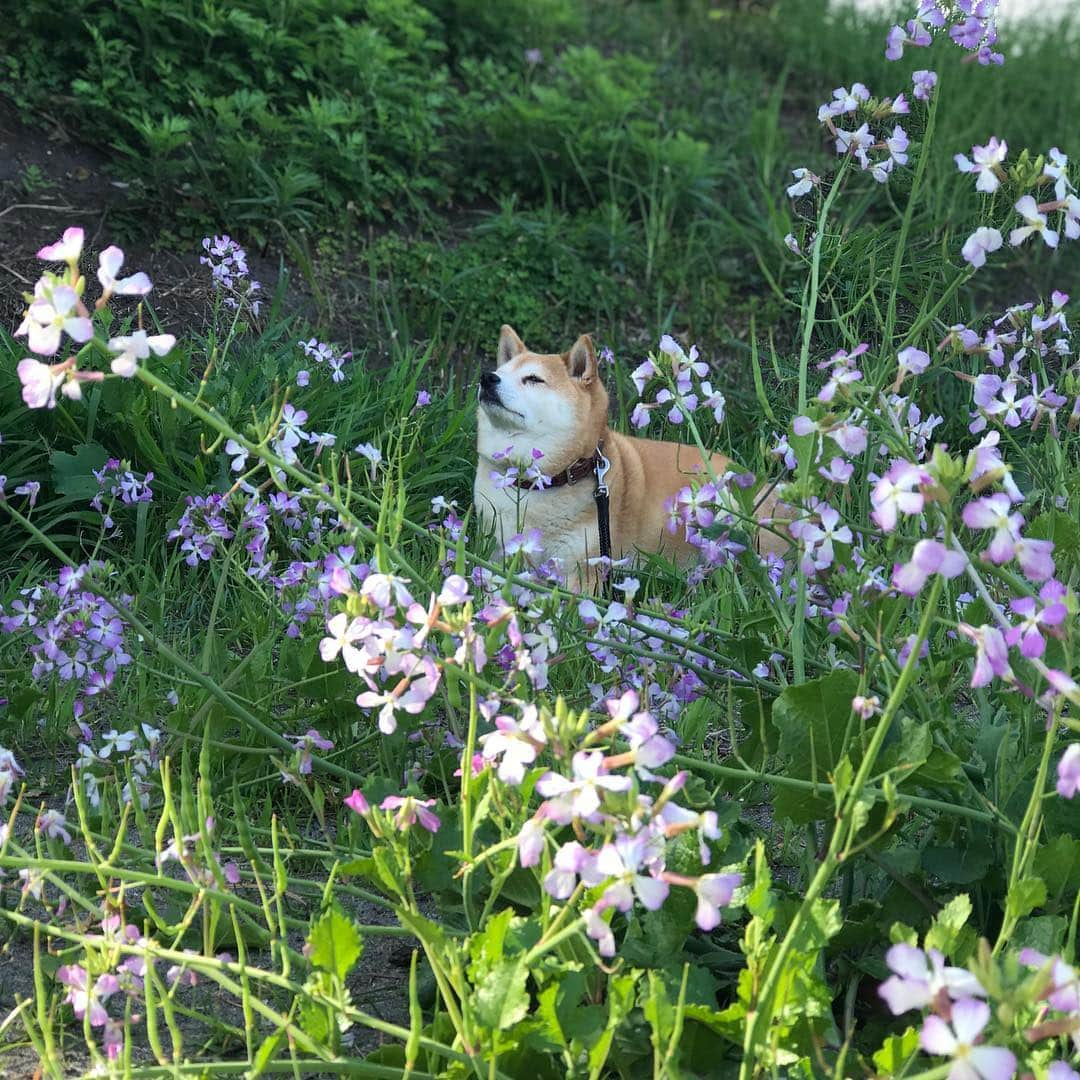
[473,464,600,576]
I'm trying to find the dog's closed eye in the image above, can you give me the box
[522,375,546,385]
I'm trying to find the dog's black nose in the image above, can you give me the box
[480,371,500,390]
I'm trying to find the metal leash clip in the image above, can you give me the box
[594,447,611,495]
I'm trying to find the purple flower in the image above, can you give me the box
[544,841,602,899]
[1057,744,1080,799]
[919,998,1015,1080]
[344,789,370,815]
[897,346,931,379]
[959,623,1013,689]
[694,872,741,931]
[415,389,431,408]
[893,540,967,596]
[380,795,441,833]
[1005,582,1068,658]
[912,69,938,100]
[878,944,985,1015]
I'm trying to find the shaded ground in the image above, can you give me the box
[0,98,295,340]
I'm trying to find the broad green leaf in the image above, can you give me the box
[473,957,530,1031]
[1033,835,1080,901]
[771,670,860,823]
[1011,915,1067,955]
[1005,876,1047,921]
[307,905,363,981]
[922,841,993,885]
[873,1027,919,1073]
[50,442,110,498]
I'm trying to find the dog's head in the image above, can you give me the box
[477,325,608,468]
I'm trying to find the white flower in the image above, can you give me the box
[1009,195,1058,249]
[108,330,176,377]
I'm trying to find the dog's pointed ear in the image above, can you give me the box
[497,325,526,366]
[566,334,597,385]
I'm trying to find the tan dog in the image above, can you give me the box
[474,326,783,591]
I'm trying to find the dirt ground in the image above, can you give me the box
[0,97,295,340]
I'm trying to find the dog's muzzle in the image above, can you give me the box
[478,370,503,407]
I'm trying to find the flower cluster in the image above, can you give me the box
[886,1,1003,66]
[788,74,931,198]
[90,458,154,531]
[0,563,133,720]
[75,724,162,810]
[200,235,262,316]
[879,941,1080,1080]
[478,690,741,955]
[298,337,353,384]
[13,227,173,407]
[628,335,725,431]
[959,145,1077,270]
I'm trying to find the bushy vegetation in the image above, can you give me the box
[1,1,1080,1078]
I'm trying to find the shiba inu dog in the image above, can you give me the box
[474,325,785,591]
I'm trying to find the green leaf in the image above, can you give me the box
[1033,835,1080,902]
[771,670,860,822]
[922,841,993,885]
[1011,915,1067,955]
[50,442,110,498]
[473,957,530,1031]
[1005,876,1047,921]
[307,905,363,981]
[872,1027,919,1073]
[1028,510,1080,568]
[924,894,971,957]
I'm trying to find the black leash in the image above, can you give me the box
[593,440,613,597]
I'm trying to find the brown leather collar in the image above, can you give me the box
[514,439,606,491]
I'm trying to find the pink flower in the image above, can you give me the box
[517,817,546,867]
[961,493,1022,564]
[595,833,669,912]
[17,358,66,409]
[380,795,440,833]
[871,460,928,532]
[536,750,632,823]
[1057,744,1080,799]
[57,965,120,1027]
[37,227,85,264]
[893,540,967,596]
[479,706,546,785]
[879,944,985,1015]
[919,998,1016,1080]
[583,905,615,957]
[1005,583,1068,658]
[97,247,152,297]
[344,789,370,815]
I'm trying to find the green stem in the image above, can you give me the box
[739,576,943,1079]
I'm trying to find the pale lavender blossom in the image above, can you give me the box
[919,998,1015,1080]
